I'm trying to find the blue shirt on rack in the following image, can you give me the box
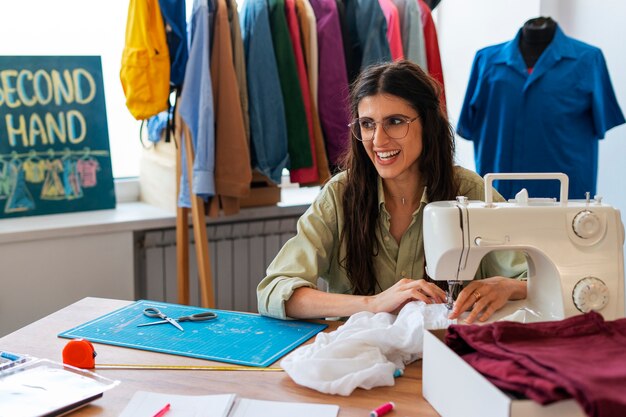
[240,0,289,184]
[345,0,391,80]
[178,0,215,208]
[457,26,625,200]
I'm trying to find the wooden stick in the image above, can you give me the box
[175,110,190,305]
[182,121,215,308]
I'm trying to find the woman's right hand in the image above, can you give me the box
[369,278,447,314]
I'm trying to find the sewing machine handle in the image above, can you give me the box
[484,173,569,205]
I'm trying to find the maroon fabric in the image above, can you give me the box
[445,312,626,417]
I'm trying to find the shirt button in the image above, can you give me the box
[401,271,407,276]
[384,236,390,242]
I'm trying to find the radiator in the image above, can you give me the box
[135,206,307,312]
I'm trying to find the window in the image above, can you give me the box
[1,0,142,178]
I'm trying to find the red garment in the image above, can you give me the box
[285,0,319,185]
[417,0,445,105]
[446,312,626,417]
[378,0,404,61]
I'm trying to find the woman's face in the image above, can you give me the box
[356,93,423,181]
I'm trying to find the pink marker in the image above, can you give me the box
[152,403,171,417]
[370,401,395,417]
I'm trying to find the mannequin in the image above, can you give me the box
[519,17,557,69]
[458,18,624,201]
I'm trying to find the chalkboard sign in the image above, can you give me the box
[0,56,115,219]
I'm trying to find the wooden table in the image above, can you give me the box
[0,297,440,417]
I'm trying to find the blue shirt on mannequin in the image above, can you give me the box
[457,25,624,200]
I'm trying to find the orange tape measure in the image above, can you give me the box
[62,339,97,369]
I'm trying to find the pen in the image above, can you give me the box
[0,351,22,362]
[370,401,395,417]
[0,351,26,370]
[152,403,170,417]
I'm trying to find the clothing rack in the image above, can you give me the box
[174,110,215,308]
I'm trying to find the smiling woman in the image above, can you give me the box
[0,0,142,178]
[355,94,424,188]
[257,60,527,323]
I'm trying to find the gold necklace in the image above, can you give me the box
[384,183,422,206]
[386,193,418,206]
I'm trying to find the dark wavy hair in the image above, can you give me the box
[339,60,458,295]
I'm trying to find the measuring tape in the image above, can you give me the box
[95,363,283,371]
[61,339,282,371]
[62,338,97,369]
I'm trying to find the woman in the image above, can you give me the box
[258,60,527,323]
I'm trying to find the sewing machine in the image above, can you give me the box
[423,173,625,322]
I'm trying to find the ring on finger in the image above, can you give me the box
[472,290,481,301]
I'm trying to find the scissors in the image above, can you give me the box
[138,307,217,331]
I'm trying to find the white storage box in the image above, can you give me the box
[422,329,586,417]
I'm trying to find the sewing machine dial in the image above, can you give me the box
[572,277,609,313]
[572,210,602,239]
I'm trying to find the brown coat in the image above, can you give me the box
[226,0,250,144]
[210,0,252,215]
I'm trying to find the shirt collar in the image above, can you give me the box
[493,25,577,67]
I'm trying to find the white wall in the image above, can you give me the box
[0,0,142,178]
[0,231,136,336]
[435,0,541,169]
[435,0,626,301]
[539,0,626,218]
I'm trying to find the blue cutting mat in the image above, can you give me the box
[58,300,327,367]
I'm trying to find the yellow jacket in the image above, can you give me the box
[120,0,170,120]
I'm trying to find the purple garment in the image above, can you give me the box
[446,312,626,417]
[309,0,351,166]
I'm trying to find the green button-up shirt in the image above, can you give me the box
[257,166,527,319]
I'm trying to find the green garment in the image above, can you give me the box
[257,166,527,319]
[267,0,313,169]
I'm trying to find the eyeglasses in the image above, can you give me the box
[348,116,419,142]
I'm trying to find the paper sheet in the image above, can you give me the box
[118,391,340,417]
[118,391,236,417]
[230,398,339,417]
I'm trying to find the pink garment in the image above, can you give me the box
[417,0,445,105]
[285,0,319,185]
[446,312,626,417]
[378,0,404,61]
[76,159,100,187]
[309,0,350,166]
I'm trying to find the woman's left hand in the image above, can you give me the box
[448,277,527,324]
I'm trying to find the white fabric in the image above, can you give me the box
[281,302,455,395]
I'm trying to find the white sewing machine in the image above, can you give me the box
[423,173,625,322]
